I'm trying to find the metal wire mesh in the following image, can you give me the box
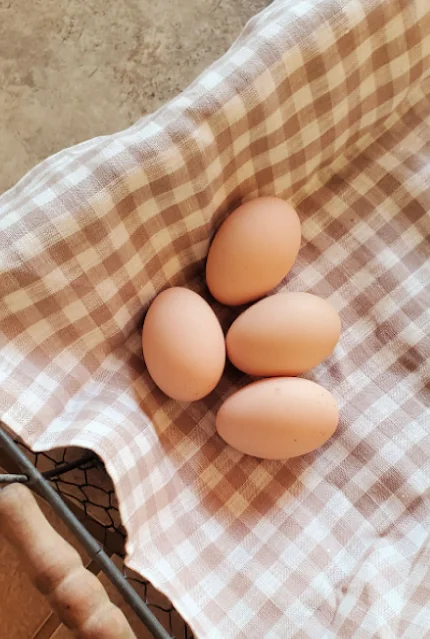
[4,439,193,639]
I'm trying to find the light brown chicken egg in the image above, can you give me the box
[206,197,301,306]
[142,287,225,402]
[226,292,341,376]
[216,377,338,460]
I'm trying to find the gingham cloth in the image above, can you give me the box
[1,0,430,636]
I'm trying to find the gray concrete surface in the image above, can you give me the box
[0,0,267,194]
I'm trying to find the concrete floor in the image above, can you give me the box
[0,0,267,194]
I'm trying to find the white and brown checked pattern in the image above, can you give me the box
[1,0,430,636]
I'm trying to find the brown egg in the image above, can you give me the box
[206,197,301,306]
[226,292,341,376]
[142,287,225,401]
[216,378,338,460]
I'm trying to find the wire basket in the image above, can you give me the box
[0,423,193,639]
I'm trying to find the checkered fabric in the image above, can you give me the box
[1,0,430,636]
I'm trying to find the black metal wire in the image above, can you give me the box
[0,453,96,484]
[0,425,172,639]
[42,452,96,479]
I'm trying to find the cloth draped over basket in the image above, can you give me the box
[1,0,429,636]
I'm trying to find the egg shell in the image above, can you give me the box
[206,197,301,306]
[226,292,341,376]
[216,377,338,460]
[142,287,225,402]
